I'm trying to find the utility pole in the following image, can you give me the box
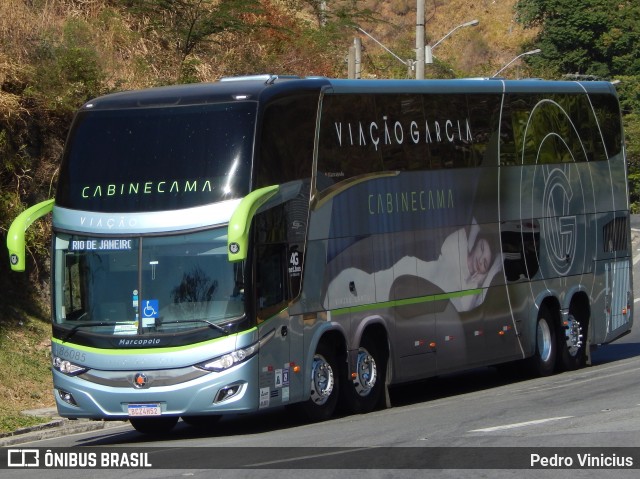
[354,37,362,79]
[416,0,425,79]
[347,38,362,79]
[348,46,356,79]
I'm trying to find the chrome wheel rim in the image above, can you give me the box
[564,314,583,357]
[537,318,553,362]
[309,354,334,406]
[353,347,377,397]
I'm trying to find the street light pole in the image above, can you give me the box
[416,0,425,79]
[492,49,541,77]
[425,19,479,65]
[356,12,479,79]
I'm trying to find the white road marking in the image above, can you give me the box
[469,416,573,433]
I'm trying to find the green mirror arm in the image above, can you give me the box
[7,199,55,272]
[227,185,279,262]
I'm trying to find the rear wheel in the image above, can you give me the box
[527,305,557,377]
[129,416,179,434]
[341,335,387,414]
[294,342,339,422]
[557,312,587,371]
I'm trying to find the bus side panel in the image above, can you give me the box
[309,170,521,381]
[497,89,632,356]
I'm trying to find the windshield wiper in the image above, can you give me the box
[157,319,230,335]
[62,321,124,342]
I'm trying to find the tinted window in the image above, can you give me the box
[56,102,256,212]
[316,93,501,193]
[501,93,619,165]
[257,93,318,187]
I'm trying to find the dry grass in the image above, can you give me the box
[1,1,535,88]
[0,317,53,434]
[354,0,539,78]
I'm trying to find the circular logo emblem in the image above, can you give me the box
[542,167,578,276]
[10,254,19,266]
[133,373,148,389]
[229,242,240,254]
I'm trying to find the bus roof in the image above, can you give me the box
[80,76,618,111]
[324,78,618,95]
[79,76,331,110]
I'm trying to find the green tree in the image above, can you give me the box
[515,0,640,78]
[617,76,640,210]
[516,1,640,209]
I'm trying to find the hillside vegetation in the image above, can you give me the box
[0,0,639,432]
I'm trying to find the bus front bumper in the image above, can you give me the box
[52,357,260,420]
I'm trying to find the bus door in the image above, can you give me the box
[253,242,295,410]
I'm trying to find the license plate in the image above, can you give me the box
[127,404,161,417]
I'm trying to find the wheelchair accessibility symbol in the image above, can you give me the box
[142,300,159,319]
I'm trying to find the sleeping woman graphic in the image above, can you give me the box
[323,220,502,312]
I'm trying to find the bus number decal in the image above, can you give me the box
[54,345,86,364]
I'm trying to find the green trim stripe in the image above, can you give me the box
[331,289,483,316]
[51,327,257,355]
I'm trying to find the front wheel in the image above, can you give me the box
[341,335,387,414]
[130,416,179,434]
[527,306,557,377]
[294,342,339,422]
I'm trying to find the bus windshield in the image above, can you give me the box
[53,228,246,339]
[55,102,256,212]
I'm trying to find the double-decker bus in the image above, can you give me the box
[7,75,633,433]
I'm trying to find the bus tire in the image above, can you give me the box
[527,305,557,377]
[341,335,386,414]
[295,342,339,422]
[129,416,179,434]
[557,312,587,371]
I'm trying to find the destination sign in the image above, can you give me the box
[69,239,134,251]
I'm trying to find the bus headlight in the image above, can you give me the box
[52,356,88,376]
[197,342,259,372]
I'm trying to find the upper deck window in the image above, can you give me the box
[500,93,622,165]
[56,102,256,212]
[316,93,500,193]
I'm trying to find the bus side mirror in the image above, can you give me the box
[6,199,55,272]
[227,185,279,262]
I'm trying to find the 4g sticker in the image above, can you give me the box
[288,247,301,276]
